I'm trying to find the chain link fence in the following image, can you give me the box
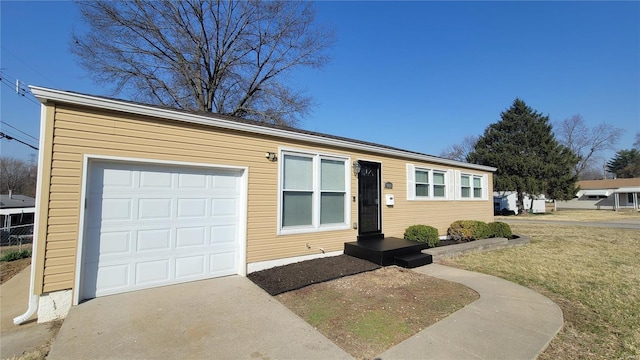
[0,223,34,249]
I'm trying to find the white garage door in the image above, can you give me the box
[82,161,243,300]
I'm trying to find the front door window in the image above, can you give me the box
[357,161,381,236]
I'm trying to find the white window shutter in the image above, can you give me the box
[447,170,455,200]
[454,170,461,199]
[482,175,489,200]
[406,164,415,200]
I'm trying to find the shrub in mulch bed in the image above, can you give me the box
[248,255,381,296]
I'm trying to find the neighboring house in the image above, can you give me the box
[16,86,495,324]
[1,192,36,227]
[493,192,546,214]
[556,178,640,211]
[0,192,36,245]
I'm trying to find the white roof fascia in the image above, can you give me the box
[582,189,611,196]
[30,86,496,172]
[0,207,36,216]
[614,187,640,193]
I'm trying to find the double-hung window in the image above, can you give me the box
[408,165,448,200]
[415,170,430,197]
[461,174,484,199]
[433,171,446,197]
[280,151,349,234]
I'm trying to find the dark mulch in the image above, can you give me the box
[248,255,381,296]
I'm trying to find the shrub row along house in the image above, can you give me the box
[15,86,495,324]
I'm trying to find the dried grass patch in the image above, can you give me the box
[496,209,640,222]
[277,266,478,359]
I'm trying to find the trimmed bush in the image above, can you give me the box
[489,221,513,239]
[447,220,491,243]
[404,225,440,248]
[1,249,31,262]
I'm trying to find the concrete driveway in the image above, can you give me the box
[47,276,351,360]
[1,266,60,359]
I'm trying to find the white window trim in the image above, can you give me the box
[457,171,489,200]
[278,148,351,235]
[406,164,452,201]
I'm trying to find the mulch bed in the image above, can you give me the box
[248,255,381,295]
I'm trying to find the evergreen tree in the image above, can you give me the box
[606,149,640,178]
[467,99,579,212]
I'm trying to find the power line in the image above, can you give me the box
[0,120,38,142]
[0,78,39,105]
[0,125,39,149]
[0,70,41,99]
[1,46,59,87]
[0,127,36,147]
[0,131,38,150]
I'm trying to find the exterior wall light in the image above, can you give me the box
[265,152,277,162]
[353,160,361,175]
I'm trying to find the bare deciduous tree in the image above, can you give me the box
[439,135,478,162]
[0,157,37,197]
[634,132,640,149]
[555,114,623,177]
[72,0,334,127]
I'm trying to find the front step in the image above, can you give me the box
[394,252,433,268]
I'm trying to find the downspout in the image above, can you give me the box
[13,245,39,324]
[14,103,47,325]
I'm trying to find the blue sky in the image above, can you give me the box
[1,1,639,163]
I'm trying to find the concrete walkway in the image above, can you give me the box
[8,264,563,360]
[0,266,59,359]
[380,264,564,359]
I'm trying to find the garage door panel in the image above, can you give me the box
[140,171,172,188]
[175,255,206,279]
[98,231,131,255]
[176,227,206,248]
[137,229,171,252]
[211,225,237,245]
[177,198,207,218]
[101,198,133,221]
[138,198,172,220]
[135,259,170,285]
[213,174,240,189]
[210,252,236,275]
[85,228,132,262]
[91,168,134,192]
[212,198,238,216]
[95,263,129,293]
[83,161,243,300]
[178,173,208,189]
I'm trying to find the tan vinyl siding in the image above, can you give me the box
[41,103,493,294]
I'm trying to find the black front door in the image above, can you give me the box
[357,161,382,240]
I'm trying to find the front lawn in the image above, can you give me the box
[444,223,640,359]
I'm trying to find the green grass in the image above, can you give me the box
[1,249,32,262]
[444,223,640,360]
[349,311,410,343]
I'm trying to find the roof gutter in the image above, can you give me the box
[13,104,48,325]
[29,86,496,173]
